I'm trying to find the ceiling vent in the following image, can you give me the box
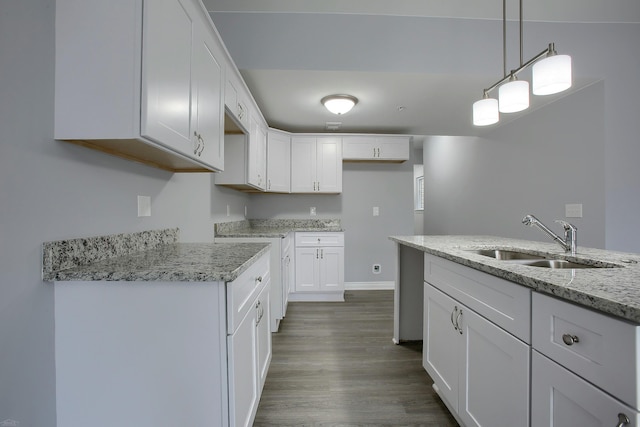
[325,121,342,131]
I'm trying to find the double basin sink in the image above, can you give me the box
[467,249,619,269]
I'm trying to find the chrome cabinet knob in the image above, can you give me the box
[562,334,580,346]
[616,413,630,427]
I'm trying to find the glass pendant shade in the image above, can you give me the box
[499,80,530,113]
[532,54,572,95]
[473,98,499,126]
[321,95,357,115]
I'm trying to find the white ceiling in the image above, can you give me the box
[203,1,639,137]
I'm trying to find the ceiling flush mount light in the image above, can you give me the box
[321,94,358,115]
[472,0,572,126]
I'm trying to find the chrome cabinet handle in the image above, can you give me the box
[456,309,463,334]
[256,276,263,285]
[451,306,457,329]
[616,413,630,427]
[562,334,580,346]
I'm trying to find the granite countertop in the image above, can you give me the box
[215,219,344,238]
[46,243,270,282]
[390,235,640,323]
[43,229,270,282]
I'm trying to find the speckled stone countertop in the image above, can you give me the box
[390,235,640,323]
[43,229,270,282]
[215,219,343,238]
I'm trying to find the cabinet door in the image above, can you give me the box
[256,284,272,392]
[460,306,530,427]
[228,304,258,427]
[295,247,320,292]
[342,136,375,159]
[319,247,344,291]
[291,137,317,193]
[532,351,639,427]
[141,0,195,153]
[377,136,410,161]
[267,131,291,193]
[191,25,224,170]
[423,284,460,410]
[316,137,342,193]
[248,117,267,190]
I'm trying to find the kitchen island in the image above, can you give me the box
[44,229,272,427]
[391,235,640,427]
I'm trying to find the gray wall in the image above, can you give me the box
[423,82,606,248]
[0,1,250,423]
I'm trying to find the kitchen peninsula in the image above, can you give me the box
[44,229,271,427]
[391,235,640,427]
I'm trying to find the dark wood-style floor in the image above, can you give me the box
[253,290,459,426]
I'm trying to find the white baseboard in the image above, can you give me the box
[345,281,395,290]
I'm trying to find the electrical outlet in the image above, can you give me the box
[373,207,379,216]
[372,264,381,274]
[310,207,316,216]
[137,196,151,217]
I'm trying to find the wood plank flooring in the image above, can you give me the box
[253,290,459,426]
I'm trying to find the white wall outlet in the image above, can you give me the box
[372,264,381,274]
[565,203,583,218]
[137,196,151,217]
[373,207,379,216]
[310,207,316,216]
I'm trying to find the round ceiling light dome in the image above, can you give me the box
[321,95,358,115]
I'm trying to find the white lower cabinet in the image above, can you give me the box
[424,284,530,427]
[531,292,640,426]
[54,251,271,427]
[531,351,638,427]
[422,253,530,427]
[291,232,344,301]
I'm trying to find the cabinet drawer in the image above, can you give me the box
[227,253,270,334]
[295,232,344,247]
[424,253,531,342]
[532,351,639,427]
[532,292,640,409]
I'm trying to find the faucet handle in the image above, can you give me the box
[555,220,577,254]
[555,220,577,232]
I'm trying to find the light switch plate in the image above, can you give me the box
[565,203,583,218]
[373,207,379,216]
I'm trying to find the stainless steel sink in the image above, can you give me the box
[466,248,620,269]
[467,249,548,260]
[520,259,599,269]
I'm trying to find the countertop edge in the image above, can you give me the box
[390,235,640,323]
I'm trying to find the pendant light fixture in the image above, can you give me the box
[472,0,572,126]
[321,94,358,115]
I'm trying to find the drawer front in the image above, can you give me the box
[227,252,270,334]
[532,292,640,409]
[424,253,531,342]
[295,232,344,247]
[532,351,639,427]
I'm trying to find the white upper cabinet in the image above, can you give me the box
[342,135,411,162]
[55,0,224,172]
[248,115,267,190]
[291,136,342,193]
[266,129,291,193]
[225,71,250,132]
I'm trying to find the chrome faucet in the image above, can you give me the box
[522,214,577,255]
